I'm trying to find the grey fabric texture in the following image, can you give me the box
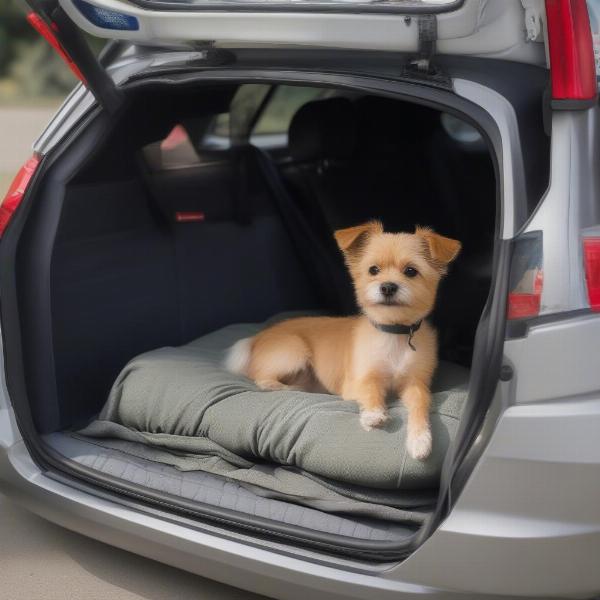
[77,317,468,522]
[44,432,417,540]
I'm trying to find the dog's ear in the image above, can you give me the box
[416,227,461,270]
[334,221,383,257]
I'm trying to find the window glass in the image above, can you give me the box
[201,113,231,150]
[252,86,325,136]
[200,84,327,150]
[145,84,332,167]
[200,84,271,149]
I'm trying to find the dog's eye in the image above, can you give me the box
[404,266,418,278]
[368,265,380,276]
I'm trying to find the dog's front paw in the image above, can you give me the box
[360,409,388,431]
[406,427,432,460]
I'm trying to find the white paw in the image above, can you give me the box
[360,409,388,431]
[406,427,432,460]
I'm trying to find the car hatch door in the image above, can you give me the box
[54,0,545,67]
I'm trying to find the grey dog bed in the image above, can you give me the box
[77,317,468,522]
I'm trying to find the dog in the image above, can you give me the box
[225,221,461,460]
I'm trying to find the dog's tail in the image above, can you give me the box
[224,337,253,375]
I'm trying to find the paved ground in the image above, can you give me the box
[0,495,266,600]
[0,105,59,198]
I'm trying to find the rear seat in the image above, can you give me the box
[279,96,496,365]
[49,144,321,432]
[282,97,362,231]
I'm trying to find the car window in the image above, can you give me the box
[199,84,272,150]
[198,84,327,151]
[148,84,332,162]
[201,113,232,150]
[250,86,327,148]
[253,86,324,135]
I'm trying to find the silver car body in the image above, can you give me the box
[1,1,599,598]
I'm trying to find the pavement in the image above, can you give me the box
[0,105,60,198]
[0,494,266,600]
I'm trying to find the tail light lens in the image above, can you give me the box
[507,232,544,320]
[0,155,41,237]
[583,236,600,311]
[545,0,598,102]
[26,13,86,84]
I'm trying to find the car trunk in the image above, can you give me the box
[1,61,549,559]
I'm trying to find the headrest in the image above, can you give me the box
[288,97,357,162]
[354,96,439,157]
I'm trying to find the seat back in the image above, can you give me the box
[49,146,320,431]
[280,95,496,364]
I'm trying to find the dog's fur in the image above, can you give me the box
[225,221,461,460]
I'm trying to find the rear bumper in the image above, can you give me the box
[5,382,600,600]
[3,402,600,600]
[0,438,469,600]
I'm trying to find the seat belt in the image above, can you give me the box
[249,145,355,314]
[230,145,253,225]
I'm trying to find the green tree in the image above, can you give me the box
[0,0,104,101]
[0,1,35,78]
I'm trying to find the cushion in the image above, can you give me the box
[80,316,468,491]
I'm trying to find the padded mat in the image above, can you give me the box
[77,316,468,523]
[45,432,418,542]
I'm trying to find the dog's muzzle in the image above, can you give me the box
[380,282,399,298]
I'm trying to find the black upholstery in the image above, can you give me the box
[43,90,495,432]
[288,97,358,163]
[281,95,496,363]
[49,150,320,431]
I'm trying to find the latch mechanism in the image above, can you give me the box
[401,14,451,90]
[411,14,437,73]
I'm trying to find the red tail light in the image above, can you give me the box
[583,237,600,311]
[545,0,597,102]
[507,232,544,320]
[26,12,86,84]
[507,270,543,320]
[0,155,41,237]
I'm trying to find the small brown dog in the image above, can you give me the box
[225,221,461,460]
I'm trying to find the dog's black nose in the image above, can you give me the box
[380,282,398,297]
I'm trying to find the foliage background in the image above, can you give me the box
[0,0,78,103]
[0,1,102,196]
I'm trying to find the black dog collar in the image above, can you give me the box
[369,319,422,351]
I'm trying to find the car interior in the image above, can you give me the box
[9,78,548,559]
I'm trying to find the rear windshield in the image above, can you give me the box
[125,0,462,13]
